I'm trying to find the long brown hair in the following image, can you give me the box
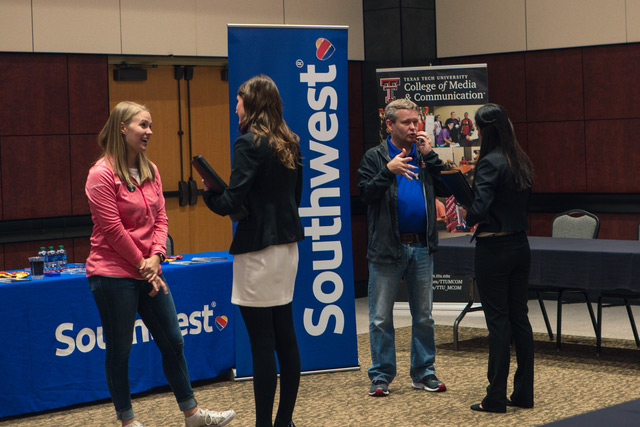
[97,101,155,186]
[475,103,533,191]
[237,75,301,169]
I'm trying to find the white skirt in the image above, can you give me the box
[232,243,299,307]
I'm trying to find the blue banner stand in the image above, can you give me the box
[227,24,359,378]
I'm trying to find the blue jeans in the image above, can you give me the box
[368,242,436,384]
[89,275,197,421]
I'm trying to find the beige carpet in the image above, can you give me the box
[2,325,639,426]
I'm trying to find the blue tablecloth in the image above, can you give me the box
[0,252,235,418]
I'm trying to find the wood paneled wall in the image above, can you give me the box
[0,53,107,270]
[441,43,640,240]
[347,62,367,283]
[0,53,365,272]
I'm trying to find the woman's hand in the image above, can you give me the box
[458,206,468,221]
[147,275,169,297]
[138,255,161,282]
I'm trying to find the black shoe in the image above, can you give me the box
[507,399,533,408]
[470,403,506,413]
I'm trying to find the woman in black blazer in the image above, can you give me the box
[460,104,535,413]
[203,75,304,427]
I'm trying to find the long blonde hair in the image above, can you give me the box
[97,101,155,186]
[237,75,301,169]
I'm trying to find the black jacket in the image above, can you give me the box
[203,133,304,255]
[357,141,450,262]
[465,150,530,232]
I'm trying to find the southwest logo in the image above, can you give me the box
[315,38,335,60]
[215,315,228,331]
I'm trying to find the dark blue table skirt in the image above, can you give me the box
[0,252,234,418]
[435,236,640,293]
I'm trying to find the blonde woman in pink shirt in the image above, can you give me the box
[85,101,235,427]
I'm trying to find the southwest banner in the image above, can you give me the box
[227,25,358,377]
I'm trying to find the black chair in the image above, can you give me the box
[596,291,640,355]
[532,209,599,351]
[166,233,174,256]
[594,220,640,354]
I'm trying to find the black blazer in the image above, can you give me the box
[203,132,304,254]
[465,150,530,233]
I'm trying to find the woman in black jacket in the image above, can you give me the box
[460,103,535,413]
[203,75,303,427]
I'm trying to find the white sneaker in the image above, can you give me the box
[185,408,236,426]
[124,421,144,427]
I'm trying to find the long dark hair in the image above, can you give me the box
[237,75,301,169]
[475,103,533,190]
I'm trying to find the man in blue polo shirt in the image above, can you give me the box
[358,99,451,397]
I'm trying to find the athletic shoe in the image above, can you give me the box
[412,374,446,392]
[185,408,236,426]
[369,380,390,396]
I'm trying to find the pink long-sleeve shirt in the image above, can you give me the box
[85,158,168,278]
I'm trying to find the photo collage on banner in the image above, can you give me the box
[376,64,488,235]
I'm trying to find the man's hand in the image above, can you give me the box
[387,148,418,180]
[416,131,433,155]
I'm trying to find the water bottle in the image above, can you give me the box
[38,246,47,259]
[57,245,67,269]
[46,246,57,270]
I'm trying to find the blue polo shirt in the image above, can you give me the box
[387,137,427,234]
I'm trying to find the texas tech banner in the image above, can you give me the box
[377,64,488,108]
[376,64,489,304]
[376,64,488,147]
[227,25,358,377]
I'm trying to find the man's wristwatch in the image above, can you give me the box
[156,253,166,263]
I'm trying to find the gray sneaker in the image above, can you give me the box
[369,380,390,396]
[185,408,236,426]
[412,374,446,392]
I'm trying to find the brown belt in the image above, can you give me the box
[400,233,426,244]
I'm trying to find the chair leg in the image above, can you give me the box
[536,291,554,340]
[624,298,640,348]
[453,300,475,351]
[582,291,598,337]
[556,289,564,351]
[596,294,603,356]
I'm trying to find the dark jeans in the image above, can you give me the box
[89,275,197,421]
[240,303,300,427]
[474,232,534,411]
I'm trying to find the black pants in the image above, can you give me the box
[475,232,534,411]
[240,303,300,427]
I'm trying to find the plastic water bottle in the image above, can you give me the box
[46,246,57,270]
[38,246,47,259]
[57,245,67,269]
